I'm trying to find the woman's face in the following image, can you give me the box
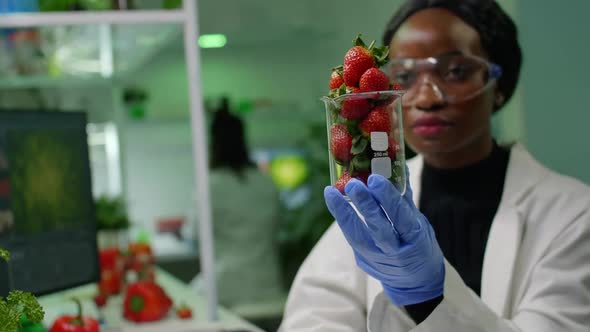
[389,8,496,164]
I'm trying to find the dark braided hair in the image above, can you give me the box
[210,97,255,180]
[383,0,522,109]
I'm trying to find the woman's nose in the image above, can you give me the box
[410,78,446,111]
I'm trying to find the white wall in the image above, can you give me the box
[122,119,196,233]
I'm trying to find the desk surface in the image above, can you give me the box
[38,268,265,332]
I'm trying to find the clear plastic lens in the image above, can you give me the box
[322,91,406,196]
[389,54,501,106]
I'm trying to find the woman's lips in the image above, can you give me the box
[411,117,453,137]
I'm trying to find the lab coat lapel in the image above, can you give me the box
[480,201,522,316]
[408,144,541,316]
[481,144,540,316]
[407,156,423,205]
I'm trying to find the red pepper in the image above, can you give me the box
[98,248,123,295]
[50,299,100,332]
[123,281,172,323]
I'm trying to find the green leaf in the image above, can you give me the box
[328,82,349,99]
[367,40,375,51]
[351,136,368,155]
[351,154,371,172]
[6,290,44,324]
[331,65,343,75]
[344,119,361,137]
[0,248,9,262]
[353,34,366,47]
[0,299,20,332]
[330,108,339,124]
[339,84,348,95]
[373,45,391,68]
[328,89,339,99]
[95,196,130,230]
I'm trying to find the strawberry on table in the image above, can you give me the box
[93,293,107,308]
[176,304,192,320]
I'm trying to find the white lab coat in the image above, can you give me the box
[279,144,590,331]
[193,167,285,309]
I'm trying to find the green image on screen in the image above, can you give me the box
[7,129,92,234]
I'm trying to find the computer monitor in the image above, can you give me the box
[0,110,99,296]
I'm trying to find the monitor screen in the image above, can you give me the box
[0,110,99,296]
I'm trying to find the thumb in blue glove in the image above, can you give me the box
[324,172,445,306]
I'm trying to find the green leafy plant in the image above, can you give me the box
[0,249,44,332]
[278,122,335,287]
[95,196,131,231]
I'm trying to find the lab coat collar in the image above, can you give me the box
[406,143,543,316]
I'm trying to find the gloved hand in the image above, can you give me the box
[324,172,445,306]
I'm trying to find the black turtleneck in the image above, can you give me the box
[405,142,510,324]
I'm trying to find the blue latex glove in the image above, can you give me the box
[324,172,445,306]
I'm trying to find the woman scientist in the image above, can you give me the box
[192,98,284,312]
[280,0,590,331]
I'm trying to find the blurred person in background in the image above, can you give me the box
[280,0,590,331]
[192,97,284,311]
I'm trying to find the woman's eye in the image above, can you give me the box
[443,62,475,82]
[446,65,469,80]
[393,71,414,85]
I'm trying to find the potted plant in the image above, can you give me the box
[95,196,131,249]
[0,248,44,332]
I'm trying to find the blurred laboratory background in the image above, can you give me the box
[0,0,589,331]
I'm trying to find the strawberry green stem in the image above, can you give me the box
[130,295,145,313]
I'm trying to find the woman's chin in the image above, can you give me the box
[407,137,459,156]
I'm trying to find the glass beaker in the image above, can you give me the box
[322,90,406,196]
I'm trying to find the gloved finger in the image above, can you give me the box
[345,179,399,252]
[368,174,421,241]
[324,186,374,249]
[402,164,418,209]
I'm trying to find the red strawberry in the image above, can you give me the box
[94,293,108,308]
[329,70,344,90]
[353,171,371,185]
[343,46,375,87]
[330,124,353,163]
[391,82,404,90]
[360,68,390,92]
[359,107,391,136]
[335,170,352,194]
[388,137,400,157]
[335,170,370,193]
[340,87,370,119]
[176,305,193,319]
